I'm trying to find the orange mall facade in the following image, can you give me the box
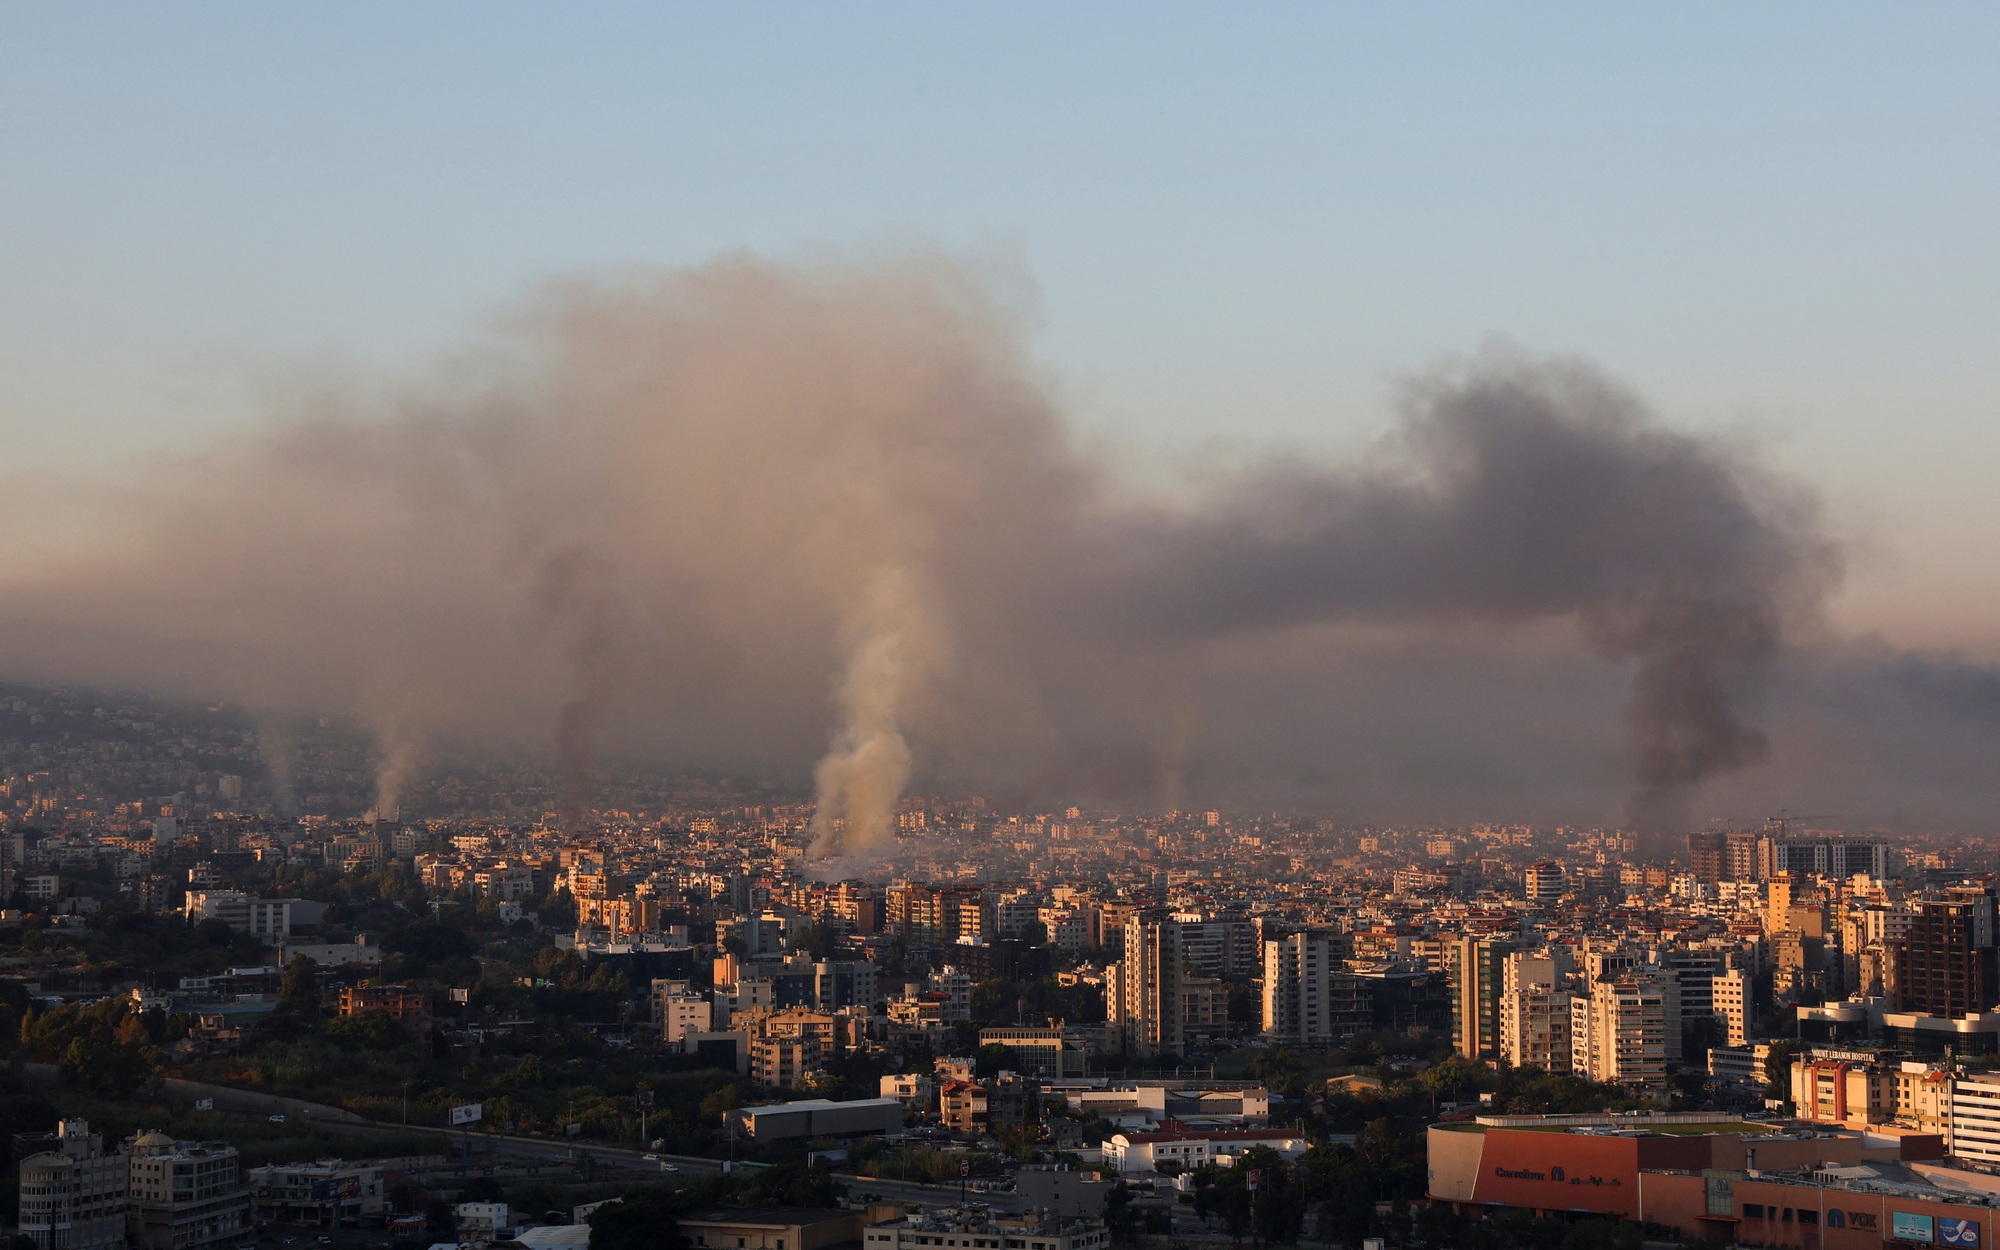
[1429,1120,1975,1248]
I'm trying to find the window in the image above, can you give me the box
[1743,1204,1765,1218]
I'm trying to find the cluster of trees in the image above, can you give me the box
[16,996,171,1095]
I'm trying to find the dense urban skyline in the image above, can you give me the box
[8,15,2000,1250]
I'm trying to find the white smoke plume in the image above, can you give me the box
[2,250,1996,839]
[808,565,939,858]
[371,716,423,821]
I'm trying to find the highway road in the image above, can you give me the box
[20,1062,1028,1211]
[309,1117,1027,1210]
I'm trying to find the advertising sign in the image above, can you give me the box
[1895,1212,1937,1244]
[450,1103,483,1126]
[1941,1218,1982,1247]
[1246,1169,1262,1192]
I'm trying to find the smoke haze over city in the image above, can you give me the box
[0,255,1997,842]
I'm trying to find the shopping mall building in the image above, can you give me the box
[1428,1112,2000,1248]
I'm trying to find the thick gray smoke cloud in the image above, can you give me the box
[1,250,1983,843]
[1106,361,1837,831]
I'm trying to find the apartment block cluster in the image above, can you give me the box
[19,699,2000,1111]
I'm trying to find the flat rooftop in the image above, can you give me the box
[1434,1120,1772,1136]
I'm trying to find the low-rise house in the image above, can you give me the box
[1102,1128,1309,1174]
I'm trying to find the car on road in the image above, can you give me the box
[269,1114,287,1123]
[661,1163,680,1173]
[643,1154,660,1161]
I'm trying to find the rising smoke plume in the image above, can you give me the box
[5,250,1985,845]
[1106,359,1837,831]
[807,564,939,859]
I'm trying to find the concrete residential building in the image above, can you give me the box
[1571,970,1675,1089]
[126,1132,250,1250]
[660,992,713,1044]
[1896,885,1998,1018]
[1524,862,1563,901]
[1261,930,1352,1046]
[1499,950,1573,1071]
[1449,935,1515,1061]
[979,1025,1088,1079]
[750,1034,822,1090]
[337,981,431,1032]
[1712,965,1750,1047]
[18,1120,128,1250]
[246,1161,383,1229]
[1102,1128,1310,1175]
[182,893,311,939]
[1108,912,1186,1058]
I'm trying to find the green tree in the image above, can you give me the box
[587,1182,734,1250]
[1418,1053,1477,1108]
[1245,1047,1303,1097]
[280,954,320,1016]
[324,1009,409,1051]
[1765,1038,1806,1106]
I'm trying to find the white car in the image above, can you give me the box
[643,1154,660,1162]
[269,1115,287,1124]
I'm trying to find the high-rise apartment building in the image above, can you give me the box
[1173,913,1260,980]
[1688,830,1764,884]
[1571,968,1677,1089]
[1449,936,1516,1061]
[1758,834,1892,882]
[1498,953,1572,1072]
[1894,885,1998,1018]
[1713,966,1750,1047]
[1261,930,1355,1045]
[1108,912,1186,1058]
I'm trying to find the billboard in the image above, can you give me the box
[1895,1212,1937,1244]
[1941,1218,1982,1248]
[450,1103,483,1126]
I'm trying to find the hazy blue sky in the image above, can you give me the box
[4,5,1997,647]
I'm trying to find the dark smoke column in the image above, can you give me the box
[1111,354,1839,835]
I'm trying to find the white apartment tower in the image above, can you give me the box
[1261,931,1348,1046]
[1499,952,1573,1072]
[1713,965,1750,1047]
[1571,968,1677,1090]
[1109,912,1186,1057]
